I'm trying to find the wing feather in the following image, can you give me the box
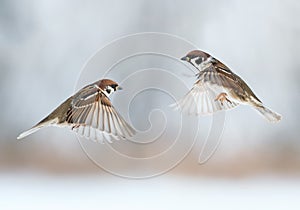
[172,76,238,115]
[67,84,135,143]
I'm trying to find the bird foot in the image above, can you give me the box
[71,124,80,130]
[215,93,232,105]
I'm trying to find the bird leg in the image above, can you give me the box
[215,93,232,105]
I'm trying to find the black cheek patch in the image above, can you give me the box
[195,58,203,65]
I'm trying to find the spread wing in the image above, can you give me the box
[171,79,238,115]
[66,84,135,143]
[172,62,239,115]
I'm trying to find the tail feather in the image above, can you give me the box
[17,125,45,140]
[255,105,281,123]
[17,118,58,140]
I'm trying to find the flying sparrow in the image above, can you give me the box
[17,79,136,142]
[174,50,281,122]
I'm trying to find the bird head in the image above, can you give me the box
[181,50,211,70]
[99,79,122,97]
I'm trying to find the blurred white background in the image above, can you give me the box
[0,0,300,209]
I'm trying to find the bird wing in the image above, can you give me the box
[66,84,135,143]
[171,62,240,115]
[171,79,238,115]
[199,61,262,103]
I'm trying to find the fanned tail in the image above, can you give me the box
[254,105,281,123]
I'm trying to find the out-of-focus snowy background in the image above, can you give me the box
[1,0,300,209]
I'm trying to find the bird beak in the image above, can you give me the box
[181,56,189,61]
[117,86,123,90]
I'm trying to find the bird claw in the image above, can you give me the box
[71,124,80,130]
[215,93,232,105]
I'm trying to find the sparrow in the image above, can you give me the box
[174,50,281,122]
[17,79,136,143]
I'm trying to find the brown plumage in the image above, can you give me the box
[17,79,135,142]
[175,50,281,122]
